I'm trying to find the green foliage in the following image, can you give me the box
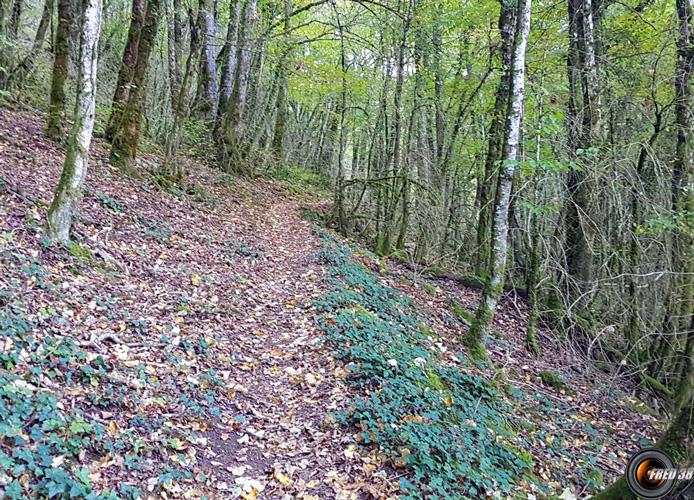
[299,209,324,223]
[94,192,126,213]
[315,233,533,497]
[539,371,572,394]
[421,282,437,296]
[271,165,330,196]
[0,236,228,496]
[139,217,173,242]
[68,241,95,262]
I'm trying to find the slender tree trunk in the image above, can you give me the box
[271,0,291,160]
[9,0,53,86]
[109,0,163,173]
[216,0,241,126]
[47,0,75,141]
[627,112,662,357]
[331,2,348,235]
[466,0,532,360]
[104,0,146,141]
[195,0,217,119]
[165,0,179,111]
[47,0,102,242]
[475,0,516,276]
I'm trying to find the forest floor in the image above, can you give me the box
[0,108,661,499]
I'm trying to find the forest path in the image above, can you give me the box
[202,197,382,498]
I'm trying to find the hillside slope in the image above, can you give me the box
[0,109,658,498]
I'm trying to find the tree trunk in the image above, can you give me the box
[216,0,241,124]
[218,0,258,172]
[109,0,163,173]
[47,0,75,141]
[163,11,203,182]
[563,0,601,301]
[104,0,146,141]
[271,0,291,160]
[466,0,531,360]
[195,0,218,119]
[475,0,516,276]
[165,0,180,111]
[8,0,20,38]
[47,0,102,242]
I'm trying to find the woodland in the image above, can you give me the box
[0,0,692,496]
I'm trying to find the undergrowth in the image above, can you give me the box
[314,232,533,498]
[271,165,330,197]
[0,232,227,498]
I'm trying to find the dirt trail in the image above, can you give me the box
[203,200,390,498]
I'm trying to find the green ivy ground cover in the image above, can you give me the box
[314,232,534,498]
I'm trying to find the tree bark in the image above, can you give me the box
[104,0,146,141]
[8,0,20,38]
[216,0,241,124]
[47,0,102,242]
[271,0,291,160]
[195,0,218,119]
[466,0,532,360]
[165,0,180,111]
[563,0,601,301]
[47,0,75,141]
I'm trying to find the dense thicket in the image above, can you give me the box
[0,0,692,492]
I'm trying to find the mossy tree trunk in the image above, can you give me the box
[109,0,163,174]
[218,0,257,172]
[215,0,240,132]
[194,0,217,120]
[271,0,291,160]
[47,0,102,242]
[104,0,146,141]
[563,0,601,303]
[8,0,21,38]
[47,0,75,141]
[466,0,532,360]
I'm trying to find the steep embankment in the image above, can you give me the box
[0,109,658,498]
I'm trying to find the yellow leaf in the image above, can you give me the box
[274,471,291,486]
[107,421,120,436]
[191,273,202,286]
